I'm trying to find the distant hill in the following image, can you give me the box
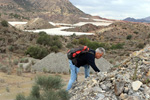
[0,0,91,23]
[123,17,150,23]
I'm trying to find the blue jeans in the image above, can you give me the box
[66,60,90,90]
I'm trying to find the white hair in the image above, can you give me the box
[95,47,105,55]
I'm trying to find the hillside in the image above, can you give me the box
[63,21,150,64]
[0,0,91,23]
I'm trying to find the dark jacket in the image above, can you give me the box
[75,49,100,72]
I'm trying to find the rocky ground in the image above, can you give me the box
[69,45,150,100]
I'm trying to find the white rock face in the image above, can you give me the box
[132,81,143,91]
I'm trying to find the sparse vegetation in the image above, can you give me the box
[17,67,23,76]
[37,33,62,52]
[66,43,74,48]
[132,61,138,81]
[15,75,70,100]
[126,35,132,40]
[1,20,8,27]
[110,43,124,49]
[26,46,49,59]
[137,43,145,49]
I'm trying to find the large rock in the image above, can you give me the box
[32,52,113,74]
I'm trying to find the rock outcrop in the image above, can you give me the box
[69,45,150,100]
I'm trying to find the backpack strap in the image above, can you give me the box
[87,50,95,55]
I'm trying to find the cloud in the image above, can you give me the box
[69,0,150,19]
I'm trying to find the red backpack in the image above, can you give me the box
[67,46,89,60]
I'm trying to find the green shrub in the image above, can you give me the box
[86,41,100,50]
[1,20,8,27]
[39,31,47,36]
[37,34,52,46]
[133,31,139,34]
[66,43,74,48]
[20,58,29,63]
[16,93,26,100]
[78,38,90,45]
[72,39,79,45]
[13,60,19,65]
[26,46,48,59]
[51,46,59,53]
[148,34,150,38]
[15,75,70,100]
[30,85,40,98]
[52,40,62,49]
[37,34,62,50]
[17,67,23,76]
[110,43,124,49]
[126,35,132,40]
[137,43,145,49]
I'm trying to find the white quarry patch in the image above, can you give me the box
[8,22,27,26]
[8,21,112,36]
[92,19,114,23]
[79,17,89,20]
[25,27,94,36]
[49,22,72,26]
[73,22,112,26]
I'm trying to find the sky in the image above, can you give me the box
[69,0,150,20]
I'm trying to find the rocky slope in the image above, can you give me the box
[69,45,150,100]
[0,20,38,54]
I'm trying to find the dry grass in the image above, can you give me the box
[0,72,85,100]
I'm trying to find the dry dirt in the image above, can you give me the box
[0,72,85,100]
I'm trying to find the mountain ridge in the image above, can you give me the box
[123,16,150,23]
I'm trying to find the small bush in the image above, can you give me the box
[16,93,26,100]
[110,43,124,49]
[1,20,8,27]
[26,46,49,59]
[15,75,70,100]
[17,67,23,76]
[30,85,40,98]
[126,35,132,40]
[20,58,29,63]
[51,46,59,52]
[66,43,74,48]
[148,34,150,38]
[133,31,139,34]
[72,39,79,45]
[13,60,19,65]
[39,31,47,36]
[6,86,10,92]
[137,43,145,49]
[37,34,52,46]
[79,38,90,45]
[52,40,62,49]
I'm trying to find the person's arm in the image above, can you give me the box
[87,55,100,72]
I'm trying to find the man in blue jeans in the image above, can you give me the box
[66,47,105,90]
